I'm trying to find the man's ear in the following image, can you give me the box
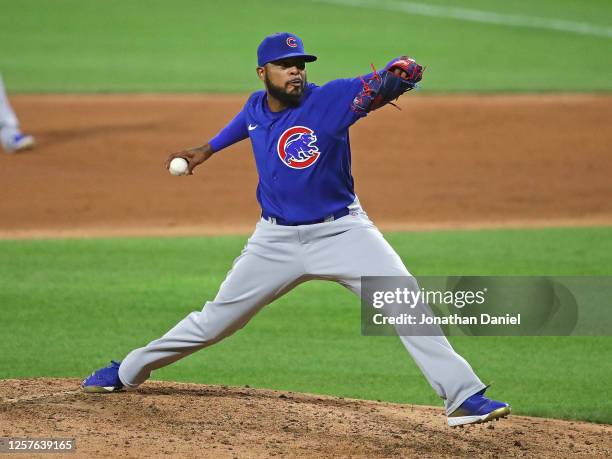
[256,66,265,82]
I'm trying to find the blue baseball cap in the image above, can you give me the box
[257,32,317,67]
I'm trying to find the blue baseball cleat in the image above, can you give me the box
[81,360,124,393]
[448,388,510,427]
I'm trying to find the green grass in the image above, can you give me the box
[0,0,611,92]
[1,227,611,424]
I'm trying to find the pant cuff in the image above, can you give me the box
[445,383,487,415]
[118,363,140,389]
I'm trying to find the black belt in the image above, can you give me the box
[262,207,350,226]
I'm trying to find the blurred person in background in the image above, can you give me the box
[0,73,35,153]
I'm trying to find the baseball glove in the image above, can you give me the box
[351,56,424,114]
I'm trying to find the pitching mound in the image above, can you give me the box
[0,379,610,457]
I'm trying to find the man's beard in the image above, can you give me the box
[264,74,305,108]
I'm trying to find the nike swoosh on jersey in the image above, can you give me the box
[248,124,258,131]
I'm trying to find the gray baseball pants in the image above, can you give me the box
[118,201,485,414]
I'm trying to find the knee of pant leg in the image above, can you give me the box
[372,263,411,278]
[193,304,251,344]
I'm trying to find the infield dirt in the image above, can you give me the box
[1,94,611,238]
[1,379,610,458]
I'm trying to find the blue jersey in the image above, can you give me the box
[209,77,370,225]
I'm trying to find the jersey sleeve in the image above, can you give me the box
[209,108,249,153]
[317,73,375,133]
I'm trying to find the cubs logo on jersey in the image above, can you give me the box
[276,126,321,169]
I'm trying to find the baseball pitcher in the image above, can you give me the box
[82,33,510,427]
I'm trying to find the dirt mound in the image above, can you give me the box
[0,379,609,457]
[1,94,611,239]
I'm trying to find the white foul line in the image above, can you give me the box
[314,0,612,39]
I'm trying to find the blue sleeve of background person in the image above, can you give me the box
[315,72,376,133]
[209,108,249,153]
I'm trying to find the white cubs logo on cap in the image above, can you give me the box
[286,36,298,48]
[277,126,320,169]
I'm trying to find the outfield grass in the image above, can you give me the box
[1,227,611,424]
[1,0,611,92]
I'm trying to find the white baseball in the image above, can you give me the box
[169,157,189,176]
